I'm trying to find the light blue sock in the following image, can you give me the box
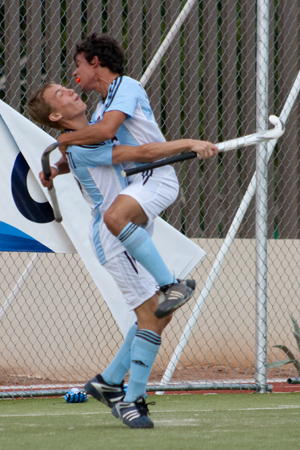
[118,222,175,287]
[124,329,161,402]
[102,322,138,385]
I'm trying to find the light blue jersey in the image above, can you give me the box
[91,76,166,173]
[66,142,128,264]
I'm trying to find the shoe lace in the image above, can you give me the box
[159,282,174,293]
[159,279,184,294]
[136,396,156,416]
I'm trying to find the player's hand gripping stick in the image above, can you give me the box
[121,115,285,178]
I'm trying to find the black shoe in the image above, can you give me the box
[84,374,125,408]
[111,396,155,429]
[155,279,196,319]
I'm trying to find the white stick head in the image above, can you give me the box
[263,115,285,140]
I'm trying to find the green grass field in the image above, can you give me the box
[0,392,299,450]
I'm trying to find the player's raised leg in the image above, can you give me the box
[104,194,196,317]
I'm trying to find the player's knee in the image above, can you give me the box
[103,208,121,236]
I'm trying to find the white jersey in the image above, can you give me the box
[91,75,166,174]
[65,141,127,264]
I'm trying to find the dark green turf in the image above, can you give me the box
[0,392,299,449]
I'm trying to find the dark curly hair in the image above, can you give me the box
[74,33,125,75]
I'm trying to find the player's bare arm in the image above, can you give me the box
[40,139,217,188]
[111,139,218,164]
[57,110,126,146]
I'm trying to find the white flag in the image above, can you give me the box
[0,99,206,336]
[0,107,75,253]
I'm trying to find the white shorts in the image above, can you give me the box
[103,251,157,311]
[120,165,179,223]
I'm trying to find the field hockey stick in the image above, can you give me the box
[121,115,285,178]
[41,142,63,223]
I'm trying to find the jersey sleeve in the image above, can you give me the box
[68,143,114,167]
[105,77,142,118]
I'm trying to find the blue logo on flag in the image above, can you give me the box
[11,152,54,223]
[0,221,53,252]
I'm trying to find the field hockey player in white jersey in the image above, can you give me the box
[56,32,205,320]
[27,81,217,428]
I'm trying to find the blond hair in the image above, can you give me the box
[26,81,63,130]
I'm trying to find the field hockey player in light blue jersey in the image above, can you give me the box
[56,32,203,319]
[27,89,217,428]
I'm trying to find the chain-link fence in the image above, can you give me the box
[1,0,300,397]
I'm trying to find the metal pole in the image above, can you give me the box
[255,0,269,393]
[139,0,196,87]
